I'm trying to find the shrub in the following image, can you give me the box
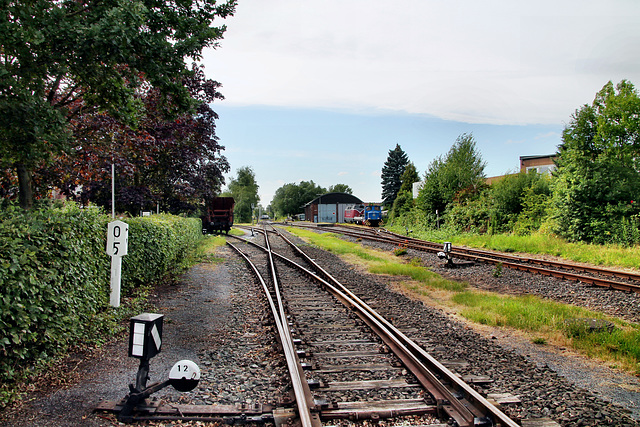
[393,246,408,256]
[0,204,110,385]
[446,195,491,234]
[0,204,201,405]
[123,214,202,291]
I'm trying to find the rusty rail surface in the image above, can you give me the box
[234,225,519,427]
[227,241,321,427]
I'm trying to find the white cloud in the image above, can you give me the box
[535,131,561,140]
[204,0,640,126]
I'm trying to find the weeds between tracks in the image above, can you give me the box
[286,226,640,375]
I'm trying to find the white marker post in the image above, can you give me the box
[106,220,129,307]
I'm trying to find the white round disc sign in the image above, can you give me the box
[169,360,201,392]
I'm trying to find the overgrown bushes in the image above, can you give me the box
[397,166,640,246]
[0,203,201,404]
[396,81,640,245]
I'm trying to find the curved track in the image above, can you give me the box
[229,224,519,427]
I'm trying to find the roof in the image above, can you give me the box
[519,154,557,161]
[305,192,363,206]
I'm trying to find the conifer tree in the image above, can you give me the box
[381,144,409,208]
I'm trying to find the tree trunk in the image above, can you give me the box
[16,164,34,210]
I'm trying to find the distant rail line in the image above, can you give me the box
[280,222,640,294]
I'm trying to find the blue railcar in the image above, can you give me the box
[363,204,382,226]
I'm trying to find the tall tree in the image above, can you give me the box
[227,166,259,223]
[417,133,486,218]
[399,162,420,194]
[390,162,420,218]
[552,80,640,243]
[381,144,409,208]
[0,0,236,208]
[39,65,229,215]
[271,180,326,218]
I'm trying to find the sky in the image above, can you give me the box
[201,0,640,205]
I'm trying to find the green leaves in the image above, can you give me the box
[228,166,260,222]
[1,0,237,207]
[0,203,201,403]
[122,215,201,291]
[272,180,326,218]
[553,80,640,243]
[416,133,486,220]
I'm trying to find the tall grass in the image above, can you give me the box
[453,233,640,269]
[453,291,640,372]
[452,292,603,331]
[387,225,640,270]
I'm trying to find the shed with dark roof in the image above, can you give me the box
[304,192,363,223]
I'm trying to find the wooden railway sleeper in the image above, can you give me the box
[235,227,518,426]
[269,227,520,427]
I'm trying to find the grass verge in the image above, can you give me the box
[194,234,228,263]
[289,228,465,292]
[388,225,640,271]
[288,226,640,374]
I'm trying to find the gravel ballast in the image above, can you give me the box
[0,229,639,426]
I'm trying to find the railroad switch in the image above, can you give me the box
[437,241,456,268]
[115,313,201,422]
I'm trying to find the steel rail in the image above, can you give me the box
[237,227,518,427]
[270,227,519,427]
[226,241,320,427]
[262,228,321,424]
[382,228,640,282]
[290,223,640,293]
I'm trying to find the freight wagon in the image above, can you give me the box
[202,197,234,234]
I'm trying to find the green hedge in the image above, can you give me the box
[122,214,202,292]
[0,204,201,393]
[0,204,109,384]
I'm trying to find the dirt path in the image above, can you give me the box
[0,258,238,427]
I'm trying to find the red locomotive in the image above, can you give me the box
[344,204,365,224]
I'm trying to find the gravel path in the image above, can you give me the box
[0,230,639,426]
[0,249,288,426]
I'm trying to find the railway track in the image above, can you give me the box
[284,222,640,294]
[93,224,640,426]
[229,224,519,427]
